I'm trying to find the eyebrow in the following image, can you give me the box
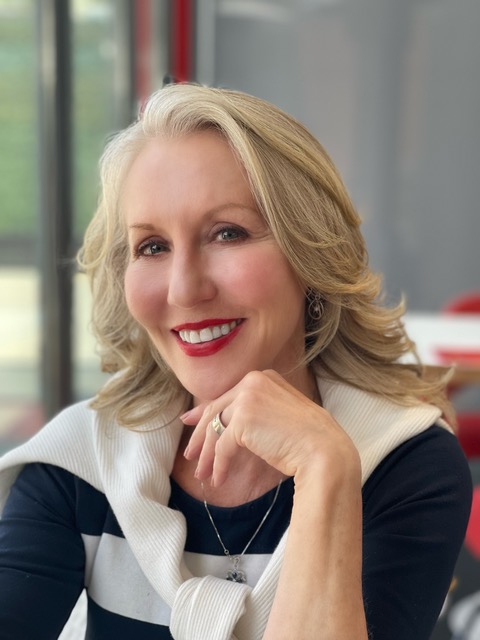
[128,223,155,231]
[127,203,258,230]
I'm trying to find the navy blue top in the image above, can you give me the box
[0,426,473,639]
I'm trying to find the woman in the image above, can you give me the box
[0,83,472,639]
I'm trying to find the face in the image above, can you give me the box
[123,130,308,403]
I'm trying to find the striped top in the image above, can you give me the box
[0,378,472,639]
[0,427,472,639]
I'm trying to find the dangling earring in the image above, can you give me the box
[307,289,324,322]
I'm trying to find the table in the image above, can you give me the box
[403,313,480,384]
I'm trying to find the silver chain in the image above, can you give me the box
[201,480,283,583]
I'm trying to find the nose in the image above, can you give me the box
[167,249,217,309]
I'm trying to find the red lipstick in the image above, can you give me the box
[172,318,243,357]
[172,318,239,332]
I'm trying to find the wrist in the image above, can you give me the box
[293,446,362,502]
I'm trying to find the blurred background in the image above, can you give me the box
[1,0,479,449]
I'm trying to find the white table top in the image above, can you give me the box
[403,313,480,365]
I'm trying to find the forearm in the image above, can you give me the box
[264,459,368,640]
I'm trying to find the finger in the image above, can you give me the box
[183,389,237,460]
[262,369,313,401]
[180,404,205,426]
[194,416,221,480]
[185,408,231,463]
[183,417,209,461]
[182,401,217,460]
[211,430,239,487]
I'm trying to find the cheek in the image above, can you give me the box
[228,249,304,310]
[124,264,166,325]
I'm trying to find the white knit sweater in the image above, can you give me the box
[0,377,448,640]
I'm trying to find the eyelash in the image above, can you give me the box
[134,239,168,257]
[213,225,248,242]
[133,225,249,258]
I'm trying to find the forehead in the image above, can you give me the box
[121,130,256,220]
[127,130,245,182]
[125,132,253,208]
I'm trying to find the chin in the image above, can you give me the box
[179,370,247,404]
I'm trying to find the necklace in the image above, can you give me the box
[201,481,283,584]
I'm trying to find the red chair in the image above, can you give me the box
[443,291,480,315]
[441,291,480,458]
[457,413,480,460]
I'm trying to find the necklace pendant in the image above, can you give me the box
[226,556,247,583]
[226,567,247,583]
[202,481,282,588]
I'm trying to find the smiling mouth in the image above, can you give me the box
[177,320,242,344]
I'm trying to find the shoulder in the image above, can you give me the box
[0,399,102,509]
[363,425,472,529]
[361,426,472,639]
[12,461,102,499]
[0,399,99,469]
[4,462,120,541]
[365,425,471,491]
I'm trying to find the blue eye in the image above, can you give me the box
[136,240,168,256]
[216,226,247,242]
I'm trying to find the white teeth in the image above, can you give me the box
[199,328,214,342]
[179,320,240,344]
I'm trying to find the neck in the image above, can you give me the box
[283,363,321,404]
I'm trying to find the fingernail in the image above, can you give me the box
[179,411,190,422]
[183,444,190,458]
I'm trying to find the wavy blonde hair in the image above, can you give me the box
[78,83,453,427]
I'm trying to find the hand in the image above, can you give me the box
[182,369,358,487]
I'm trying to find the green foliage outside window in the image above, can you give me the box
[0,0,114,261]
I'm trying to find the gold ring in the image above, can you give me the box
[211,413,226,436]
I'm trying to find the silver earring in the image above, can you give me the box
[307,289,324,322]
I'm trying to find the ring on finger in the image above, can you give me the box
[211,413,226,436]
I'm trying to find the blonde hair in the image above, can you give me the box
[78,83,453,427]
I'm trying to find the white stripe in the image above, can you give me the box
[81,532,273,624]
[82,534,100,586]
[82,533,171,625]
